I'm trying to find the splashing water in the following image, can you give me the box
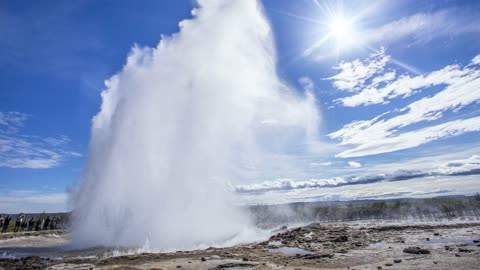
[71,0,320,249]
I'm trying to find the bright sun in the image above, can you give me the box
[328,16,356,50]
[301,9,362,57]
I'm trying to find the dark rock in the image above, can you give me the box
[242,257,249,261]
[473,239,480,243]
[458,248,473,253]
[333,235,348,242]
[425,238,430,241]
[176,266,182,268]
[444,245,450,251]
[418,248,430,254]
[201,257,206,262]
[377,266,382,270]
[385,263,393,266]
[394,259,402,263]
[403,246,430,254]
[303,253,334,259]
[455,253,460,257]
[433,233,440,236]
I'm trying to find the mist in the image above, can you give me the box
[71,0,320,249]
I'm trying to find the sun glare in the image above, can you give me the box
[328,16,356,49]
[329,17,352,40]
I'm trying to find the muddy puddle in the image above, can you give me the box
[268,247,315,255]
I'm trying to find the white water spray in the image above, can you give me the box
[72,0,320,249]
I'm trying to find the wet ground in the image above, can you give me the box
[0,222,479,269]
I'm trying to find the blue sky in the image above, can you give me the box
[1,0,480,212]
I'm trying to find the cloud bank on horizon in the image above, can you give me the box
[236,154,480,194]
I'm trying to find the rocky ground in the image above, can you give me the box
[0,231,65,241]
[0,222,479,269]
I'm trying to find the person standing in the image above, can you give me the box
[50,217,56,230]
[21,217,28,232]
[35,217,41,231]
[44,216,50,231]
[14,214,24,232]
[28,217,35,231]
[2,215,11,233]
[0,215,4,229]
[40,217,45,231]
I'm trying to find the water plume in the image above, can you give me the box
[71,0,320,249]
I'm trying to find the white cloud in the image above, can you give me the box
[472,55,480,66]
[309,162,332,167]
[335,116,480,158]
[364,9,480,45]
[348,161,362,168]
[337,61,479,107]
[371,70,396,86]
[0,190,68,213]
[0,111,81,169]
[326,48,390,92]
[329,53,480,157]
[236,177,352,193]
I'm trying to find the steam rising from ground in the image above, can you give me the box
[72,0,319,249]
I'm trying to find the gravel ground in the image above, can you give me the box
[0,222,479,269]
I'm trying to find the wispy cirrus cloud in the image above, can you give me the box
[0,190,68,213]
[333,116,480,158]
[364,9,480,45]
[0,111,81,169]
[336,53,480,107]
[0,111,28,134]
[302,7,479,61]
[328,53,480,158]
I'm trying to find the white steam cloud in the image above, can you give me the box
[71,0,319,249]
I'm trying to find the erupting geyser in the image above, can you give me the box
[72,0,320,249]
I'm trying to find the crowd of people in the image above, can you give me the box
[0,214,62,233]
